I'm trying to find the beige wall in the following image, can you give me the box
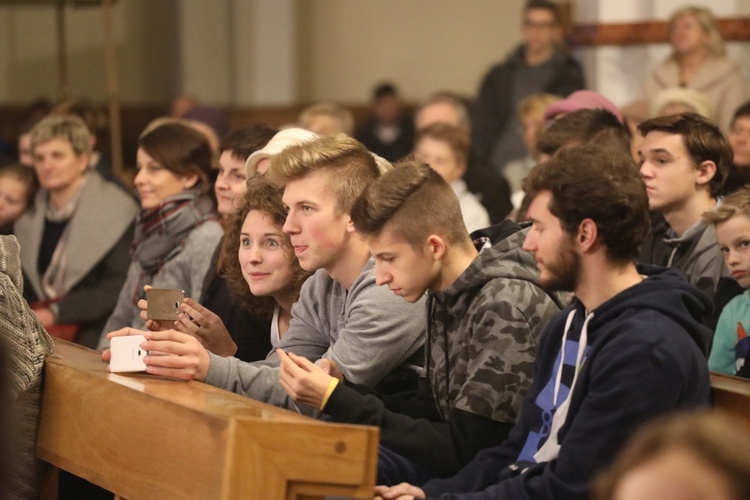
[0,0,525,106]
[297,0,525,103]
[0,1,179,105]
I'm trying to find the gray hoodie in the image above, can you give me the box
[205,259,426,411]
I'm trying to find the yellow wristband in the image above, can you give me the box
[320,377,340,410]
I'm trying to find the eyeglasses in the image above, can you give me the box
[523,20,557,29]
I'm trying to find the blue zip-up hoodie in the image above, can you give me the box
[421,265,712,500]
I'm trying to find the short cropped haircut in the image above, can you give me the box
[592,411,750,500]
[219,124,277,161]
[524,143,649,263]
[415,123,471,165]
[703,186,750,226]
[730,100,750,129]
[139,122,213,193]
[537,109,631,157]
[223,176,310,317]
[267,134,380,215]
[524,0,562,24]
[351,159,469,249]
[30,115,92,156]
[638,112,731,198]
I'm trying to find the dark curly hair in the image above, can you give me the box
[222,176,310,317]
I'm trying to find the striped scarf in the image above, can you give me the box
[131,190,216,275]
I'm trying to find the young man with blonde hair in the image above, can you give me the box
[277,159,564,483]
[104,134,425,411]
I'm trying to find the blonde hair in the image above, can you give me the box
[518,93,562,120]
[669,6,726,58]
[267,134,380,215]
[650,87,714,120]
[298,102,354,136]
[592,411,750,500]
[703,186,750,226]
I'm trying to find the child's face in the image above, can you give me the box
[414,137,465,185]
[716,214,750,288]
[368,225,441,302]
[0,176,29,227]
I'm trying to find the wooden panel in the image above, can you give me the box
[711,371,750,429]
[569,18,750,47]
[36,341,378,499]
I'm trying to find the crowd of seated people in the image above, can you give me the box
[5,1,750,498]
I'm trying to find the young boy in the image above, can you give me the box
[103,135,425,411]
[638,112,732,304]
[374,143,711,500]
[278,160,565,483]
[704,187,750,376]
[413,123,490,233]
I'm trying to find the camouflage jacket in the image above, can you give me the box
[321,221,566,477]
[427,222,566,423]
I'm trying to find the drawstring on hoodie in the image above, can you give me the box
[666,245,679,268]
[553,309,592,406]
[534,308,593,463]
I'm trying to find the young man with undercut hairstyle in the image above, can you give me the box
[104,135,425,412]
[277,160,564,484]
[638,112,732,306]
[374,143,712,500]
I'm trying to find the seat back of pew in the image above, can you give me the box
[36,341,378,499]
[711,372,750,429]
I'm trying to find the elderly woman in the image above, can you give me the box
[15,115,138,348]
[98,122,222,348]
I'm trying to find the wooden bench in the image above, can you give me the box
[711,372,750,429]
[36,341,379,499]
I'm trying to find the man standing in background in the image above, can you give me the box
[471,0,584,174]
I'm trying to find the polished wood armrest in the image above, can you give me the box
[711,371,750,429]
[36,340,378,499]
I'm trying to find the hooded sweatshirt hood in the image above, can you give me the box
[426,221,567,420]
[584,264,712,355]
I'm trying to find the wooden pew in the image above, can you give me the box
[711,372,750,429]
[36,341,379,499]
